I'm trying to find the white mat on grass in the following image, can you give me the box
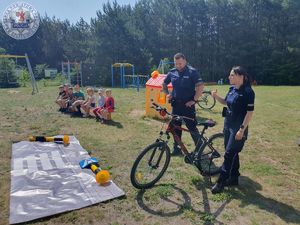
[10,136,125,224]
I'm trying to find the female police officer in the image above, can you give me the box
[211,66,255,194]
[162,53,204,156]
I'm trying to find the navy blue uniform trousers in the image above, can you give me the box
[172,101,202,147]
[219,126,247,181]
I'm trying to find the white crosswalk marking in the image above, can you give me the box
[51,151,65,169]
[40,153,53,170]
[12,158,25,176]
[12,152,65,176]
[26,155,38,173]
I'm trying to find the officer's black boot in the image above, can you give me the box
[224,176,239,186]
[171,144,182,156]
[211,178,225,194]
[184,151,195,164]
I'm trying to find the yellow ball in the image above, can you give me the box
[96,170,110,185]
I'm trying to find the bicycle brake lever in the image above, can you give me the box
[151,106,160,110]
[174,116,182,121]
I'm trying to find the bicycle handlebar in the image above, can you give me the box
[202,90,211,95]
[151,103,194,121]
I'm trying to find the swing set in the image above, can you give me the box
[111,63,149,92]
[0,53,38,94]
[61,61,82,86]
[157,59,174,74]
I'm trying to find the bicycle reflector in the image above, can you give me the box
[159,110,166,117]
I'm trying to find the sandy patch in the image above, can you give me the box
[8,90,20,94]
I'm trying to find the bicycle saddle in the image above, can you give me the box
[197,120,216,127]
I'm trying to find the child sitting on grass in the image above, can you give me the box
[69,84,85,116]
[55,85,64,109]
[73,84,85,101]
[80,87,96,117]
[64,86,76,113]
[55,84,69,112]
[93,88,106,121]
[95,89,115,124]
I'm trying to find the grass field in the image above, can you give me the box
[0,84,299,225]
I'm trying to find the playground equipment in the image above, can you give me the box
[79,157,111,185]
[0,53,38,94]
[61,61,82,86]
[111,63,149,91]
[29,135,70,146]
[145,71,172,118]
[111,63,134,88]
[157,59,174,74]
[144,59,174,117]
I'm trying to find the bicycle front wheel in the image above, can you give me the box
[198,133,224,175]
[197,91,216,110]
[130,142,171,189]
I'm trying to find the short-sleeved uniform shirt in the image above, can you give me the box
[224,85,255,129]
[164,65,203,102]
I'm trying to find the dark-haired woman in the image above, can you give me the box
[211,66,255,194]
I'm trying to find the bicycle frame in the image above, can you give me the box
[159,117,210,162]
[130,103,224,189]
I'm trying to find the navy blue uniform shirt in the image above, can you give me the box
[224,85,255,128]
[164,65,203,102]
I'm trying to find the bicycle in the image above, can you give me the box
[197,90,216,110]
[130,103,225,189]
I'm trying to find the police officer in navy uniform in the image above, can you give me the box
[162,53,204,156]
[211,66,255,194]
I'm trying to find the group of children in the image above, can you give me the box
[55,84,115,124]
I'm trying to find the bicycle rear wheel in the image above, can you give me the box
[198,133,224,175]
[197,91,216,110]
[130,141,171,189]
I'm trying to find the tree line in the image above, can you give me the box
[0,0,299,86]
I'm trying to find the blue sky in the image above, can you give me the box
[1,0,137,24]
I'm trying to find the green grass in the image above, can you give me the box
[210,192,232,202]
[0,84,300,225]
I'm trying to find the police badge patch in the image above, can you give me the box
[2,2,40,40]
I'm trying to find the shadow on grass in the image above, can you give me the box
[105,120,123,128]
[136,176,300,224]
[136,182,225,224]
[230,176,300,224]
[70,113,123,128]
[136,184,191,217]
[194,176,230,224]
[194,176,300,224]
